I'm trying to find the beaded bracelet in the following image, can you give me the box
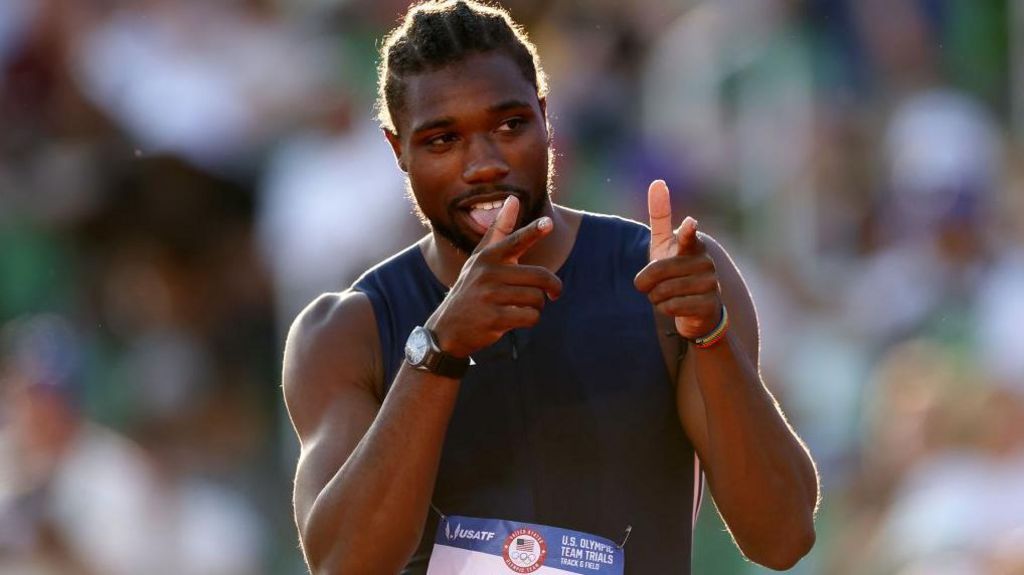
[692,305,729,349]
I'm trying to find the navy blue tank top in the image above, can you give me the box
[353,212,697,574]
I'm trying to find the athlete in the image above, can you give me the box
[283,2,819,573]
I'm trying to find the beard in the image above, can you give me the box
[407,147,555,255]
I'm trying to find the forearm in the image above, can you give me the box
[303,364,459,574]
[690,333,818,568]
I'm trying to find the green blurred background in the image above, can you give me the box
[2,0,1023,573]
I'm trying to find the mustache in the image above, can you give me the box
[451,184,530,206]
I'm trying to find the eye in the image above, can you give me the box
[496,117,527,133]
[425,133,458,149]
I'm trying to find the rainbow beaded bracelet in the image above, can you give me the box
[692,305,729,349]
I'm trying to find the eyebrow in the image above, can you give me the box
[488,99,533,113]
[412,116,455,135]
[411,99,535,135]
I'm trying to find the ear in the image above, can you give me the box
[538,96,551,142]
[383,128,407,173]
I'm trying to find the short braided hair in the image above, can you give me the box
[377,0,548,134]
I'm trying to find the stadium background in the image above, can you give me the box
[1,0,1022,573]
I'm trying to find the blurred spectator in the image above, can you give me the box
[1,0,1022,573]
[0,315,266,575]
[70,0,323,170]
[848,340,1024,573]
[257,87,417,327]
[844,87,1002,343]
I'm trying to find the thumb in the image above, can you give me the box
[473,196,520,254]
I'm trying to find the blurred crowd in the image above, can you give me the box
[0,0,1022,573]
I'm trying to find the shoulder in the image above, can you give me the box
[285,290,376,347]
[283,291,380,390]
[282,290,383,435]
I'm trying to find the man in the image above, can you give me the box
[283,1,819,573]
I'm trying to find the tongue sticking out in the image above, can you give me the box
[470,207,500,231]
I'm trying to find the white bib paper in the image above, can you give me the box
[426,515,624,575]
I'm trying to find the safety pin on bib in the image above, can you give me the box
[617,525,632,549]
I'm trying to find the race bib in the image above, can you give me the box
[426,515,624,575]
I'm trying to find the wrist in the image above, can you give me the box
[691,304,729,349]
[424,317,472,359]
[405,326,471,379]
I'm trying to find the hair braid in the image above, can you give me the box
[376,0,547,134]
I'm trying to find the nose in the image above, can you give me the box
[462,134,509,184]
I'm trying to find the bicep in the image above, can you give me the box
[282,291,383,530]
[677,233,760,459]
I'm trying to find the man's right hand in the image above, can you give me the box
[426,196,562,359]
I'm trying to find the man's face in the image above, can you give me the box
[388,51,551,254]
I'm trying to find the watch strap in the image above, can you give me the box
[431,351,470,379]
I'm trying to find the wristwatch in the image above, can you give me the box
[404,326,470,379]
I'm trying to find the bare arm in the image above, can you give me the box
[676,235,819,570]
[284,291,462,574]
[283,197,561,574]
[636,180,818,570]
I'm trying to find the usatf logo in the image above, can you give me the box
[502,528,546,573]
[445,522,496,542]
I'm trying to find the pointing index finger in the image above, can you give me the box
[676,216,702,255]
[487,215,553,264]
[648,180,675,261]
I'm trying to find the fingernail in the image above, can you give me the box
[538,217,552,230]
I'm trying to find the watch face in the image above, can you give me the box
[405,327,430,365]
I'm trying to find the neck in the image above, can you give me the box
[422,201,578,287]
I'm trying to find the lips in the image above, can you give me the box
[455,192,517,235]
[467,199,505,230]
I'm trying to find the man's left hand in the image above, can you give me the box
[634,180,723,339]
